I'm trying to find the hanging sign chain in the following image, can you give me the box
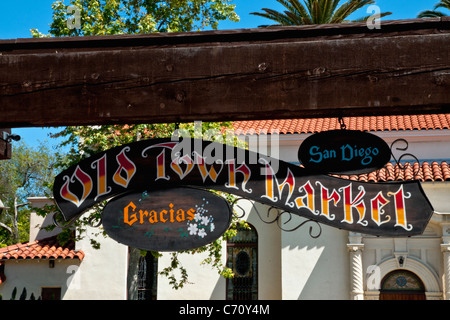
[338,117,347,130]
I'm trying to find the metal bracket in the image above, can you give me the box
[1,131,20,143]
[231,197,322,239]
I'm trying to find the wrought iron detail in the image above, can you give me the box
[52,210,103,228]
[52,212,77,228]
[88,214,102,228]
[389,138,421,178]
[231,197,322,239]
[235,251,251,276]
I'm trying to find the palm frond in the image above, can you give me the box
[287,0,313,24]
[331,0,374,23]
[418,0,450,18]
[250,9,293,25]
[251,0,390,27]
[319,0,339,22]
[310,0,322,23]
[434,0,450,10]
[352,11,392,23]
[418,10,446,18]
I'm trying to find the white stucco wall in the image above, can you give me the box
[155,130,450,300]
[423,182,450,214]
[1,199,129,300]
[0,259,81,300]
[2,128,449,300]
[63,217,129,300]
[157,200,282,300]
[157,248,227,300]
[281,222,350,300]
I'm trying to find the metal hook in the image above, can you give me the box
[89,215,103,228]
[389,138,421,178]
[52,212,78,228]
[338,117,347,130]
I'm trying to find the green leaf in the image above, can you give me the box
[28,0,246,291]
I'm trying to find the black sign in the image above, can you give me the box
[298,130,391,174]
[102,187,232,251]
[53,138,434,237]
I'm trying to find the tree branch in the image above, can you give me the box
[0,222,12,234]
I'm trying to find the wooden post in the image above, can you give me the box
[0,128,12,159]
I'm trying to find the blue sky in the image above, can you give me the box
[0,0,441,39]
[0,0,441,149]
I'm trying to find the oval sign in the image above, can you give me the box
[298,130,391,175]
[102,187,232,251]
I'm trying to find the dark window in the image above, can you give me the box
[137,253,158,300]
[226,224,258,300]
[41,287,61,300]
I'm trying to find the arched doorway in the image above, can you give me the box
[226,224,258,300]
[380,270,426,300]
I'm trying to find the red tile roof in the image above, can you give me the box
[233,114,450,135]
[334,161,450,183]
[0,235,85,261]
[233,114,450,183]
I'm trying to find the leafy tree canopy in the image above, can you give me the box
[31,0,242,289]
[0,141,59,246]
[31,0,239,37]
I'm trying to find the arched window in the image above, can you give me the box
[380,270,425,300]
[226,224,258,300]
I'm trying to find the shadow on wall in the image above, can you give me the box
[209,274,227,300]
[281,220,350,300]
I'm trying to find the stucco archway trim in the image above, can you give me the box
[366,256,442,299]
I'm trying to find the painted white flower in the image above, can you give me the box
[198,228,207,238]
[194,212,202,222]
[201,216,210,226]
[187,223,198,235]
[210,223,215,232]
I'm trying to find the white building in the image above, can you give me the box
[1,114,450,300]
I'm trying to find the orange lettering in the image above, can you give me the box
[159,209,168,223]
[388,185,412,231]
[92,154,110,201]
[123,203,196,225]
[295,181,316,214]
[60,166,93,207]
[169,203,175,223]
[225,160,252,193]
[113,147,136,188]
[187,208,196,221]
[139,210,148,224]
[317,182,340,221]
[148,210,158,224]
[341,184,367,226]
[124,202,137,226]
[370,192,390,226]
[176,209,186,222]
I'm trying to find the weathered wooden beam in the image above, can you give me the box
[0,18,449,128]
